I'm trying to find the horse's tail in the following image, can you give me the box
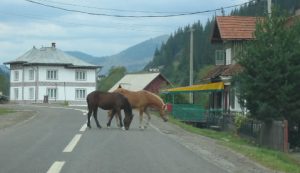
[86,94,91,111]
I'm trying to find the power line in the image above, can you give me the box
[24,0,256,18]
[36,0,189,14]
[0,11,166,33]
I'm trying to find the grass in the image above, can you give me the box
[168,116,300,173]
[0,108,15,115]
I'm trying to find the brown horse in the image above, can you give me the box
[86,90,134,130]
[109,85,168,129]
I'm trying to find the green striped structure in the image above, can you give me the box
[171,104,207,122]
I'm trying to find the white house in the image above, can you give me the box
[4,43,101,105]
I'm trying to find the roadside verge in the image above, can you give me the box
[150,113,300,173]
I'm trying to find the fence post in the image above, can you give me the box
[283,120,289,153]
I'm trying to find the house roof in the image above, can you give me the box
[5,45,100,68]
[109,73,166,92]
[211,16,258,43]
[203,64,243,80]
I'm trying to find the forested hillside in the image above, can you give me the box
[0,65,9,95]
[144,0,299,86]
[144,20,219,85]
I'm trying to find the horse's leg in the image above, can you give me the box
[116,114,121,127]
[139,108,144,129]
[87,106,93,128]
[107,109,116,128]
[144,108,151,128]
[107,110,120,127]
[117,109,124,129]
[93,107,101,128]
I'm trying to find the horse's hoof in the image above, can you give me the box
[97,126,102,129]
[87,124,91,128]
[122,126,125,130]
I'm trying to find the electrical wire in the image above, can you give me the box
[24,0,256,18]
[0,11,167,33]
[36,0,190,14]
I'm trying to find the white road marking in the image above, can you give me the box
[63,134,82,152]
[79,124,87,132]
[47,161,65,173]
[149,123,164,135]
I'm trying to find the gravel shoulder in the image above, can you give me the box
[149,112,276,173]
[0,104,36,129]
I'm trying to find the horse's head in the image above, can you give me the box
[123,113,134,130]
[161,104,168,122]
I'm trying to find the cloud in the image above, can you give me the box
[0,0,250,64]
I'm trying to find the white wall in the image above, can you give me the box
[9,65,97,103]
[38,86,95,101]
[38,66,96,83]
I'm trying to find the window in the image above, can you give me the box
[215,50,225,65]
[29,88,34,100]
[29,69,34,80]
[75,89,86,99]
[14,71,19,81]
[226,48,232,65]
[47,70,58,80]
[75,71,87,81]
[14,88,19,100]
[47,88,57,99]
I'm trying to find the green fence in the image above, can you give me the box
[171,104,223,124]
[171,104,207,122]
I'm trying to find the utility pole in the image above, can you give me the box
[267,0,272,17]
[189,28,194,104]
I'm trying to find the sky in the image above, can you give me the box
[0,0,249,64]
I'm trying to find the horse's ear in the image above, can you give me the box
[118,85,122,88]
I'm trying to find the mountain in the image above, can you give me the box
[66,35,169,74]
[0,65,9,75]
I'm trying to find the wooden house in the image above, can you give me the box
[204,16,258,113]
[109,72,171,94]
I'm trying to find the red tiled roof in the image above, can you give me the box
[212,16,258,42]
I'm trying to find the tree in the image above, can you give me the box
[237,9,300,123]
[0,73,9,95]
[97,66,127,91]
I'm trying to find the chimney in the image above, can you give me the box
[51,42,56,48]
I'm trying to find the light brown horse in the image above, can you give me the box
[109,85,168,129]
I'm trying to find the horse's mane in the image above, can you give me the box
[144,90,164,104]
[115,86,165,110]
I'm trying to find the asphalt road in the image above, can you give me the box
[0,105,227,173]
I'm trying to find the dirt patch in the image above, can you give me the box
[0,109,36,129]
